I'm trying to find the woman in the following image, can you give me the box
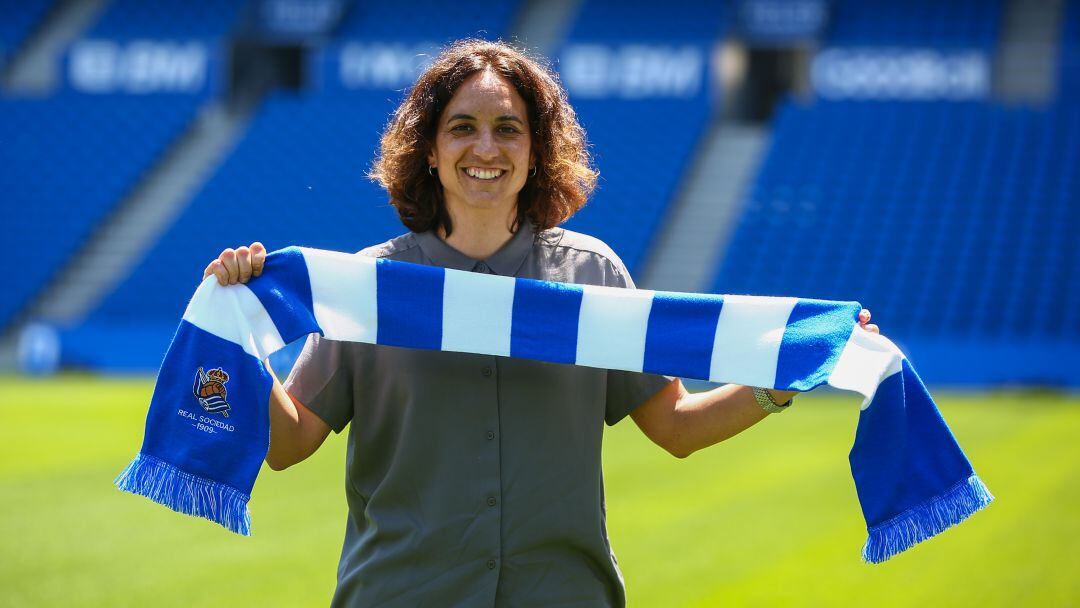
[204,40,879,607]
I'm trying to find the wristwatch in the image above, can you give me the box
[752,387,793,414]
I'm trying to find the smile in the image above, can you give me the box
[464,167,505,180]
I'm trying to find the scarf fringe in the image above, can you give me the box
[114,453,252,536]
[862,474,993,563]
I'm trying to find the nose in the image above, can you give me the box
[472,127,498,160]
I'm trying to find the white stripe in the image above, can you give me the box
[576,284,654,372]
[827,326,905,409]
[708,295,798,387]
[183,279,286,359]
[442,268,516,356]
[303,248,378,343]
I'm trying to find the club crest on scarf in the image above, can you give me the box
[192,366,232,417]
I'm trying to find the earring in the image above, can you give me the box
[428,166,437,176]
[529,166,537,177]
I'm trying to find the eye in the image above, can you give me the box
[450,123,473,133]
[498,125,522,134]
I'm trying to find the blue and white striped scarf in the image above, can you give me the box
[116,247,992,563]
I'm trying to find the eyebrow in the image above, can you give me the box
[447,113,525,125]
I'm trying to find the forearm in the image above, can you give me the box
[677,384,795,452]
[264,361,330,470]
[632,379,797,458]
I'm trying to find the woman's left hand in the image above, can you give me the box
[858,309,880,334]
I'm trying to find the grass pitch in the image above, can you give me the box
[1,376,1077,607]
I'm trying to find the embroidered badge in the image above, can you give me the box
[193,366,232,417]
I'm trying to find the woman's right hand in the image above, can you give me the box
[202,242,266,286]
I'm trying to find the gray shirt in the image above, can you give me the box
[284,223,671,607]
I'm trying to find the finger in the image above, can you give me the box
[859,309,871,324]
[236,246,252,283]
[251,242,266,276]
[207,259,228,286]
[202,259,216,281]
[220,248,240,284]
[864,323,880,334]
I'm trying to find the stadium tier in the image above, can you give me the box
[825,0,1003,49]
[334,0,518,41]
[557,0,722,274]
[562,98,711,275]
[712,100,1079,386]
[1062,0,1080,101]
[61,92,405,368]
[82,0,246,39]
[566,0,726,42]
[0,94,200,332]
[0,0,52,65]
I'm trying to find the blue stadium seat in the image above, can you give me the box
[0,94,200,332]
[566,0,725,42]
[65,92,405,368]
[711,100,1080,385]
[83,0,246,39]
[556,0,723,274]
[563,98,711,274]
[1061,0,1080,102]
[334,0,518,42]
[0,0,52,64]
[826,0,1004,49]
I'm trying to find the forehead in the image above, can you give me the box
[443,69,527,119]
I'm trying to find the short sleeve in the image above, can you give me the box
[283,333,354,433]
[605,369,672,425]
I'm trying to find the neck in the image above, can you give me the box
[439,204,517,260]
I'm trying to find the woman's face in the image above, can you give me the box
[428,69,533,224]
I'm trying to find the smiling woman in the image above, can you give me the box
[198,38,880,608]
[371,39,597,258]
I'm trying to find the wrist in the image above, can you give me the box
[768,389,797,405]
[752,387,795,413]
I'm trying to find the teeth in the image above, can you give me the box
[466,167,504,180]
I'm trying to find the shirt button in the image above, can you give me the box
[486,431,495,440]
[482,366,493,377]
[487,496,497,507]
[487,559,497,570]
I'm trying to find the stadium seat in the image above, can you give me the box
[0,0,53,65]
[0,94,200,331]
[826,0,1003,49]
[711,100,1079,385]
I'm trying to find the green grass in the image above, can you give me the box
[1,376,1077,607]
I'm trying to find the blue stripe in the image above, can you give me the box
[141,320,272,495]
[850,359,974,527]
[775,299,861,390]
[643,292,724,379]
[376,258,444,350]
[510,278,583,365]
[246,246,321,343]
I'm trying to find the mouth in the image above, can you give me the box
[463,167,506,181]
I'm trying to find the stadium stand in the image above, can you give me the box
[0,0,52,65]
[826,0,1004,49]
[334,0,517,41]
[82,0,245,39]
[0,94,200,332]
[711,100,1079,385]
[62,92,403,368]
[558,0,724,275]
[62,0,523,369]
[1061,0,1080,101]
[565,0,726,43]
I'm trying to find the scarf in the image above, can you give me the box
[116,246,992,563]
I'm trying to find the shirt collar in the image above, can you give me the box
[414,221,535,276]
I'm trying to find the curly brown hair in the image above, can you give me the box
[370,39,597,235]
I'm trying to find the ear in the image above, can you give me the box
[427,145,437,168]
